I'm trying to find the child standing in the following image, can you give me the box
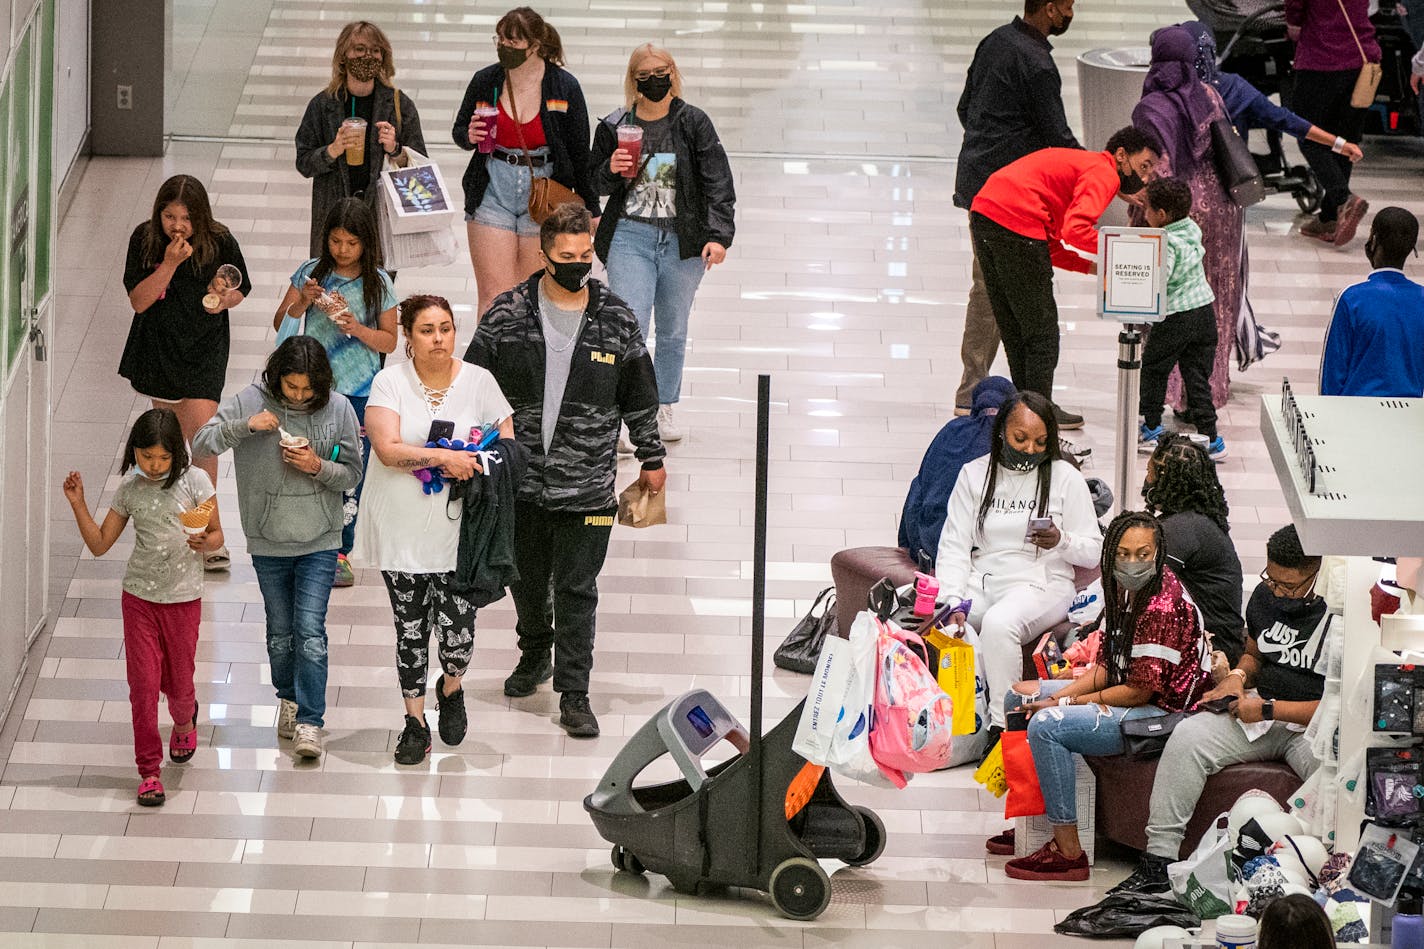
[1138,176,1226,461]
[62,409,223,806]
[271,197,397,588]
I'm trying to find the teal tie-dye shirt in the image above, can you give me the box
[290,259,397,397]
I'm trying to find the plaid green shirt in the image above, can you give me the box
[1163,217,1216,315]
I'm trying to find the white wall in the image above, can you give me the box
[56,0,87,182]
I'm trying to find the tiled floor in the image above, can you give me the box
[6,0,1424,945]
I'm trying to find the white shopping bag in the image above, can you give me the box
[1168,811,1235,918]
[792,611,899,788]
[376,149,460,270]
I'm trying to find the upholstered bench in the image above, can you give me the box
[1086,754,1302,857]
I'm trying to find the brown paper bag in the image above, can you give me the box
[617,481,667,528]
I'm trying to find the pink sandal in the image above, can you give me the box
[169,721,198,763]
[136,776,165,807]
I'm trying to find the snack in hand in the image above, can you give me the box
[180,497,217,534]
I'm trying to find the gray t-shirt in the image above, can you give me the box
[539,284,587,454]
[110,466,215,603]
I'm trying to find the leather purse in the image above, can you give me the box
[507,89,582,224]
[1209,116,1267,208]
[1120,711,1188,758]
[1336,0,1382,108]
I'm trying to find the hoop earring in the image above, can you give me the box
[404,341,413,358]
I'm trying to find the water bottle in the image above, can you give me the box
[913,572,938,617]
[1394,894,1424,949]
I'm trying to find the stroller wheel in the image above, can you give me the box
[769,857,831,920]
[611,845,625,872]
[1293,169,1323,214]
[844,806,887,867]
[624,851,646,875]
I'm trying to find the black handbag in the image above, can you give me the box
[773,587,837,674]
[1208,116,1266,208]
[1120,711,1188,758]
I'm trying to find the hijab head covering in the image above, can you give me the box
[898,375,1015,566]
[1182,21,1220,84]
[1135,25,1217,175]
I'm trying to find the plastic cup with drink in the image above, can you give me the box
[616,125,644,179]
[341,117,367,167]
[473,106,499,154]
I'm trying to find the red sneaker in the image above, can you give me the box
[986,827,1015,856]
[1004,839,1089,882]
[1333,195,1369,247]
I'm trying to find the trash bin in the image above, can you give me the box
[1077,47,1151,226]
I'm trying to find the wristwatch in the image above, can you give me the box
[1261,699,1275,721]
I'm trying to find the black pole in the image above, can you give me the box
[750,374,770,867]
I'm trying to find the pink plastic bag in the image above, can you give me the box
[868,621,954,780]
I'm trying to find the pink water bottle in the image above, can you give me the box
[913,573,939,617]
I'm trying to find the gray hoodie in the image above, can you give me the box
[194,384,362,558]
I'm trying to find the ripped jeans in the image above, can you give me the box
[1005,680,1166,825]
[252,550,338,727]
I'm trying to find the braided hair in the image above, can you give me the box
[1100,511,1167,687]
[976,390,1062,536]
[1145,434,1231,535]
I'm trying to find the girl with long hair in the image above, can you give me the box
[935,390,1103,730]
[120,174,251,570]
[272,197,398,586]
[992,510,1211,881]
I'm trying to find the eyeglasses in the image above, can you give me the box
[1259,568,1319,598]
[349,44,381,57]
[493,36,528,48]
[634,67,673,81]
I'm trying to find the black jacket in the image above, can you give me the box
[590,99,736,262]
[953,18,1080,209]
[454,437,529,606]
[452,63,598,216]
[463,274,664,512]
[295,84,427,258]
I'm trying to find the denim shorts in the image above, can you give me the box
[469,148,552,238]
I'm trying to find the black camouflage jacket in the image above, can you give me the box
[463,274,665,512]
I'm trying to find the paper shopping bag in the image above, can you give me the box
[1002,715,1046,818]
[617,480,667,528]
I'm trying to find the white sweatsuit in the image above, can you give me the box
[935,457,1103,727]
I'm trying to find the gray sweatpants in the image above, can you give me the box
[1144,712,1318,858]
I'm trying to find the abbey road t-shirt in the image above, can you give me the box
[623,114,677,227]
[1246,583,1331,703]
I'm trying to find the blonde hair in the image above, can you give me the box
[623,44,683,109]
[325,21,396,97]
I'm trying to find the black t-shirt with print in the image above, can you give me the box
[1245,583,1331,703]
[623,113,677,227]
[347,92,376,196]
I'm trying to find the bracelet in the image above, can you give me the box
[1331,136,1346,154]
[1227,668,1247,683]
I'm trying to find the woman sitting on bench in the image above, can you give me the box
[987,510,1211,882]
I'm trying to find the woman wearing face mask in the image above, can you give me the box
[296,21,426,262]
[589,44,736,444]
[1130,25,1245,412]
[935,390,1103,734]
[989,511,1210,881]
[194,338,363,761]
[453,7,598,319]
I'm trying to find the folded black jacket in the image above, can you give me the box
[454,437,530,607]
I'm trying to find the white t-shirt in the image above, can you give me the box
[934,456,1103,601]
[349,360,513,574]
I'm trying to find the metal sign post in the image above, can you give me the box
[1097,226,1167,514]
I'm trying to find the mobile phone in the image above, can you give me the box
[426,420,455,444]
[1028,517,1053,532]
[1195,696,1237,714]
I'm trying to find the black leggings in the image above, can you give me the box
[382,570,477,698]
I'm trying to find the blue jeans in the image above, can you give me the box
[252,550,338,726]
[340,395,369,557]
[605,219,705,404]
[1005,680,1166,825]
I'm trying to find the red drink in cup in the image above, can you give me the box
[474,106,499,154]
[616,125,644,178]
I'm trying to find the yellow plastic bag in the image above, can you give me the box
[972,739,1008,798]
[925,628,978,736]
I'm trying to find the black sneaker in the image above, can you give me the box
[1108,852,1172,895]
[394,714,431,765]
[559,691,600,738]
[1052,405,1085,431]
[434,674,467,746]
[504,651,553,697]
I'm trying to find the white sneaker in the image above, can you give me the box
[277,699,298,741]
[292,723,322,760]
[657,405,683,442]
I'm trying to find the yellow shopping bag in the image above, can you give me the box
[972,739,1007,798]
[925,628,978,736]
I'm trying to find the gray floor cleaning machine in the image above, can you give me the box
[583,375,886,921]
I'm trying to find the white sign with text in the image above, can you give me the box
[1097,226,1166,323]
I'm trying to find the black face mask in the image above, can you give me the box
[636,74,673,102]
[546,259,591,293]
[1048,8,1074,35]
[498,44,530,71]
[1118,169,1146,195]
[1001,445,1048,472]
